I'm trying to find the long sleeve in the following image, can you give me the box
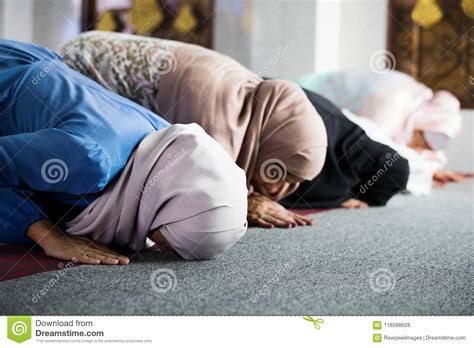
[0,38,172,243]
[0,128,110,243]
[282,89,409,209]
[1,38,170,195]
[355,153,409,206]
[0,129,112,194]
[0,185,48,243]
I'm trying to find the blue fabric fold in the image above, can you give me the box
[0,39,170,243]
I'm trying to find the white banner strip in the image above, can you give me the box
[1,316,472,347]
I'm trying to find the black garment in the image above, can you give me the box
[281,89,409,208]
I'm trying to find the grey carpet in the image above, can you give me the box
[1,181,472,316]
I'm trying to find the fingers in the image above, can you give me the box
[248,210,296,228]
[70,242,129,265]
[433,179,445,188]
[433,171,468,188]
[87,242,130,265]
[71,254,101,265]
[82,252,121,265]
[448,172,468,182]
[341,200,353,208]
[248,212,288,228]
[116,256,130,265]
[341,199,368,209]
[265,213,295,228]
[262,208,314,228]
[255,218,274,228]
[248,214,273,228]
[91,250,129,265]
[268,209,297,227]
[71,251,129,265]
[350,199,368,208]
[434,170,469,183]
[247,194,314,228]
[289,211,315,226]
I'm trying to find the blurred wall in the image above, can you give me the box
[0,0,3,38]
[0,0,471,171]
[32,0,81,50]
[1,0,34,42]
[445,110,474,172]
[214,0,388,78]
[1,0,388,74]
[214,0,318,80]
[213,0,472,172]
[0,0,80,50]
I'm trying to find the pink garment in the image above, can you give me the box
[298,70,462,168]
[358,75,461,167]
[298,70,462,147]
[414,90,462,140]
[357,71,434,145]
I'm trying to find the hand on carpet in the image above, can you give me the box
[247,192,314,228]
[433,170,468,188]
[27,220,129,265]
[340,198,369,209]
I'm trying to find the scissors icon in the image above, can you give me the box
[303,315,324,330]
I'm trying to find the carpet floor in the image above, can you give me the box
[0,244,79,281]
[0,181,472,316]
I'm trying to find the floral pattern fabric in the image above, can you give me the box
[61,31,181,113]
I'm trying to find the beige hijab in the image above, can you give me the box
[157,44,327,197]
[62,32,327,198]
[64,124,248,260]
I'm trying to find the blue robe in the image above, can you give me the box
[0,39,170,243]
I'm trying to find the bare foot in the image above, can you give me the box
[341,198,369,209]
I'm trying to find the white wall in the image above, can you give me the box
[445,110,474,173]
[213,0,472,172]
[0,0,81,50]
[214,0,318,79]
[32,0,81,51]
[1,0,34,42]
[314,0,342,73]
[1,0,471,171]
[213,0,253,69]
[337,0,388,71]
[0,0,4,38]
[214,0,389,77]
